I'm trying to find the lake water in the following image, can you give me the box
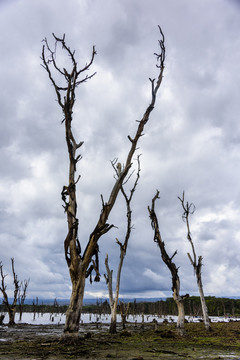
[1,312,239,325]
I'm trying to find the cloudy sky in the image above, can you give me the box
[1,0,240,302]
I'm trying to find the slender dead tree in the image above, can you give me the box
[0,258,28,325]
[104,155,141,334]
[18,279,30,321]
[148,191,189,335]
[41,26,165,337]
[178,192,211,331]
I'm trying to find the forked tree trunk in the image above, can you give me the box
[42,28,165,338]
[0,258,22,326]
[105,252,122,334]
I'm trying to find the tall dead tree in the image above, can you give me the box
[178,192,211,331]
[0,258,29,325]
[41,26,165,337]
[148,191,189,335]
[105,155,141,334]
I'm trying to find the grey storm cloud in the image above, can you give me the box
[1,0,240,300]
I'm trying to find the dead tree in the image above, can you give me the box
[18,279,30,321]
[178,192,211,331]
[148,191,189,335]
[119,300,130,330]
[104,155,141,334]
[0,258,28,326]
[41,26,165,336]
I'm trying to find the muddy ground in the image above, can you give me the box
[1,321,240,359]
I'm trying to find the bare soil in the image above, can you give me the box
[1,321,240,359]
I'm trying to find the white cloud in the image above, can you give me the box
[0,0,240,301]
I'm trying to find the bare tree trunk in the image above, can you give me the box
[119,301,130,330]
[42,27,165,337]
[109,302,118,333]
[197,272,211,331]
[105,249,126,333]
[105,253,119,334]
[8,308,16,326]
[64,272,86,334]
[173,292,185,329]
[178,192,211,331]
[148,191,188,334]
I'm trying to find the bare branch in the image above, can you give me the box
[178,192,197,267]
[83,26,166,274]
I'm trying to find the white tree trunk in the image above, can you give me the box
[110,301,118,333]
[173,290,185,331]
[197,276,211,331]
[105,252,124,334]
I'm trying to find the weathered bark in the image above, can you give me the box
[64,271,86,334]
[148,191,188,334]
[42,26,165,336]
[178,192,211,331]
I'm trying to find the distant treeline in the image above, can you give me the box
[0,296,239,317]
